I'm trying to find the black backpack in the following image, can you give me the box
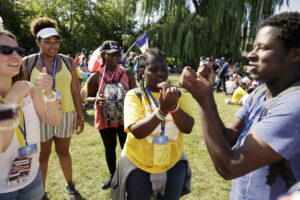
[99,71,126,124]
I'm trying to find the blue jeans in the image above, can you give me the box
[0,169,44,200]
[126,160,187,200]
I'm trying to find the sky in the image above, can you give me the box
[275,0,300,13]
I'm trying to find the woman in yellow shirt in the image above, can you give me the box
[112,48,194,200]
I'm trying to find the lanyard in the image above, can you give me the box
[39,53,58,91]
[15,100,27,147]
[145,87,165,135]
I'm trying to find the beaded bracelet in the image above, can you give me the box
[158,109,168,116]
[155,109,166,121]
[44,91,56,102]
[170,104,180,114]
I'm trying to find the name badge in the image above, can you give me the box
[18,144,37,157]
[153,135,168,144]
[7,156,32,187]
[153,136,171,166]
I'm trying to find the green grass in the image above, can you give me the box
[45,75,240,200]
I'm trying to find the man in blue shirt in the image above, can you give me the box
[180,12,300,200]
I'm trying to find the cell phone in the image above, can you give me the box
[0,103,19,121]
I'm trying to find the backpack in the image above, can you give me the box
[99,70,126,124]
[23,53,72,80]
[251,81,300,189]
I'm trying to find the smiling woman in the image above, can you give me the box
[22,17,84,200]
[0,29,60,200]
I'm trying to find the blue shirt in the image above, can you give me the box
[231,86,300,200]
[219,64,228,78]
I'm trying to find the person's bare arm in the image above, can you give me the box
[70,61,84,134]
[180,66,282,179]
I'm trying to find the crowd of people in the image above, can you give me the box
[0,11,300,200]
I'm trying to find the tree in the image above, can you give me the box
[1,0,137,56]
[125,0,289,68]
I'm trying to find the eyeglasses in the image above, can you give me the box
[0,45,25,57]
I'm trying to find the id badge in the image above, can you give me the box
[7,156,32,187]
[153,135,171,166]
[18,144,37,157]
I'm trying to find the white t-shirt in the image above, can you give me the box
[226,80,237,95]
[0,96,40,193]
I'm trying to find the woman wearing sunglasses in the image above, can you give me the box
[0,30,60,200]
[22,17,84,200]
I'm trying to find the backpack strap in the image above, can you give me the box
[262,80,300,117]
[117,71,125,82]
[98,72,108,84]
[23,53,38,80]
[59,54,72,72]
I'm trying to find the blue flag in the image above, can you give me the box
[135,32,149,53]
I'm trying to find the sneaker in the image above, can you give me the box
[65,182,78,200]
[42,192,50,200]
[101,175,113,190]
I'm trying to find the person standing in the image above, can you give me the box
[180,12,300,200]
[87,40,136,190]
[0,29,60,200]
[23,17,84,200]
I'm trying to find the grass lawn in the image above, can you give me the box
[45,75,240,200]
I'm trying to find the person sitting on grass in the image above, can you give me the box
[225,82,248,105]
[111,48,194,200]
[180,12,300,200]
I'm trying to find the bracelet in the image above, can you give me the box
[170,104,180,114]
[44,91,56,102]
[158,109,168,116]
[155,109,166,121]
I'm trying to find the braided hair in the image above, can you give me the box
[135,48,167,111]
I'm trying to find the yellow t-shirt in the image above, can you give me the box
[124,89,193,173]
[30,60,75,112]
[232,86,247,105]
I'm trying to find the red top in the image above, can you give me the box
[94,65,129,130]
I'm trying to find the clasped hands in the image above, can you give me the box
[179,64,215,101]
[157,81,179,114]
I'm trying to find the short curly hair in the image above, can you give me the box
[30,17,58,37]
[260,12,300,50]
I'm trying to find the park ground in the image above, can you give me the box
[45,75,240,200]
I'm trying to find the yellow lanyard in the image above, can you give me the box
[15,100,26,147]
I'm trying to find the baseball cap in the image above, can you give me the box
[37,27,61,39]
[100,41,121,54]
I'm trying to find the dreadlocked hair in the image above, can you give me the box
[136,48,167,111]
[260,12,300,50]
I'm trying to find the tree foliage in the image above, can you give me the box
[0,0,289,67]
[126,0,289,67]
[0,0,137,55]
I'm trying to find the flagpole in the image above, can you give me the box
[123,42,136,58]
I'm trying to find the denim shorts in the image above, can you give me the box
[0,169,44,200]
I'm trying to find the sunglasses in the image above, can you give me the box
[0,45,25,57]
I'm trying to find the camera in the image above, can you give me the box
[0,103,19,121]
